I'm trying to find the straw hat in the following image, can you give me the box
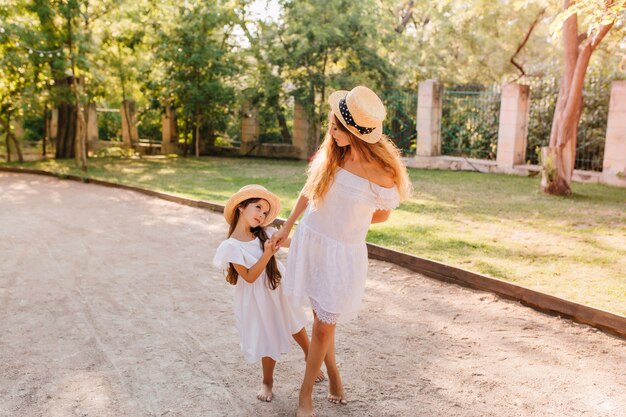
[328,86,386,144]
[223,184,281,226]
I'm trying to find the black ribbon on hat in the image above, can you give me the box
[338,98,376,135]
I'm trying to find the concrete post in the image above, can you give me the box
[85,103,98,149]
[496,83,530,170]
[50,108,58,142]
[601,81,626,187]
[416,80,443,157]
[121,99,138,148]
[240,101,259,153]
[292,102,310,159]
[161,106,178,154]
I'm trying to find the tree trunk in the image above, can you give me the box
[43,106,49,157]
[55,102,77,159]
[9,132,23,162]
[195,116,200,158]
[72,80,87,170]
[541,0,613,195]
[182,118,189,157]
[1,116,24,163]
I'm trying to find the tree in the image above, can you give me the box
[278,0,398,153]
[542,0,625,195]
[156,1,236,157]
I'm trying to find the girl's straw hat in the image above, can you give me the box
[223,184,281,226]
[328,86,386,144]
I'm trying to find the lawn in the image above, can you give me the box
[3,156,625,316]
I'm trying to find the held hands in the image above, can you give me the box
[271,227,289,248]
[263,238,280,256]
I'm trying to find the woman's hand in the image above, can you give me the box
[272,226,291,248]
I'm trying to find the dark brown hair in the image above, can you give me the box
[225,198,281,290]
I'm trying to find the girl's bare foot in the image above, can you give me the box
[315,369,326,383]
[257,383,273,402]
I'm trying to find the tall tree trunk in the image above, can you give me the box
[68,14,87,171]
[55,101,77,159]
[43,106,49,157]
[71,79,87,170]
[195,115,200,158]
[183,117,189,157]
[4,131,9,162]
[1,116,24,162]
[542,0,613,195]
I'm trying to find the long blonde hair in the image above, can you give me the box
[302,113,412,207]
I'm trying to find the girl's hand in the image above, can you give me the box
[264,239,279,256]
[272,227,290,248]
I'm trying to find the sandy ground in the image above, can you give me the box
[0,172,624,417]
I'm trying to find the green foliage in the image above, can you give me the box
[155,1,237,146]
[441,89,501,160]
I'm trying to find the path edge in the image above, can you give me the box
[2,166,624,339]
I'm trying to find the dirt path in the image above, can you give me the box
[0,172,624,417]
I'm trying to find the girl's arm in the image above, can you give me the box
[273,192,309,247]
[371,209,391,224]
[231,241,278,284]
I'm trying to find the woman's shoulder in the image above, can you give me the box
[366,163,395,188]
[339,162,395,189]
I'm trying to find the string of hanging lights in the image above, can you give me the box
[0,26,65,58]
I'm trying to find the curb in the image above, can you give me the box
[2,165,625,339]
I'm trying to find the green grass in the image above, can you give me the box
[3,156,625,316]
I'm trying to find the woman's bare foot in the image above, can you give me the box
[295,406,316,417]
[257,383,273,402]
[327,378,347,405]
[315,369,326,383]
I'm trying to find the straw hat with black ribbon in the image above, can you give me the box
[328,86,387,144]
[223,184,281,227]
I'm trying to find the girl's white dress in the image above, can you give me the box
[213,229,308,364]
[284,168,400,323]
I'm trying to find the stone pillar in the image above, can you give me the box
[161,106,178,154]
[292,102,310,160]
[496,83,530,170]
[121,99,138,147]
[85,103,98,149]
[416,80,443,157]
[601,81,626,187]
[240,101,259,153]
[50,108,58,142]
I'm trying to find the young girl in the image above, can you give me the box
[272,86,412,417]
[212,184,324,403]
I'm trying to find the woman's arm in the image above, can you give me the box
[273,192,309,247]
[231,241,278,283]
[371,209,391,224]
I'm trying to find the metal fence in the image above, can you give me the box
[441,89,501,160]
[527,75,610,171]
[382,91,417,155]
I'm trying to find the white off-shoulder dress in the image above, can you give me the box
[213,229,308,363]
[284,168,400,323]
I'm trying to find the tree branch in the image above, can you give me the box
[395,1,415,34]
[509,8,545,80]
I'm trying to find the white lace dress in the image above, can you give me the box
[284,168,400,323]
[213,229,308,363]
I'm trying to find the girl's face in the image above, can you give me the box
[238,199,271,228]
[330,114,351,147]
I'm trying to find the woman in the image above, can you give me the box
[272,85,412,416]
